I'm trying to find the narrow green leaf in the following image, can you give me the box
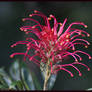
[31,71,42,90]
[0,68,12,88]
[86,88,92,90]
[22,79,30,90]
[9,59,20,81]
[9,80,24,90]
[0,84,9,90]
[19,61,35,90]
[48,74,57,90]
[21,68,33,90]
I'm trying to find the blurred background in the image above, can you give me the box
[0,1,92,90]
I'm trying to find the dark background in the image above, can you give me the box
[0,1,92,90]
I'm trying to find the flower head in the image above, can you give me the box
[10,10,91,77]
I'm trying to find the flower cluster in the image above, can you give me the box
[10,10,91,77]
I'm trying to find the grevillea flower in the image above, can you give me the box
[10,10,91,77]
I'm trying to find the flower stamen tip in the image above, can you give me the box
[88,42,90,45]
[72,48,75,51]
[85,45,88,48]
[66,39,69,42]
[89,56,92,59]
[79,32,82,35]
[25,32,28,34]
[11,45,14,48]
[34,10,38,13]
[60,42,63,45]
[79,73,82,76]
[29,14,32,17]
[29,59,32,61]
[10,54,14,58]
[66,34,70,38]
[85,25,88,28]
[48,17,51,20]
[20,28,23,31]
[49,14,53,17]
[75,59,78,62]
[88,68,90,71]
[52,28,53,31]
[59,23,62,26]
[22,18,25,21]
[87,34,90,37]
[71,74,74,77]
[32,26,35,29]
[26,44,30,46]
[80,58,82,61]
[24,29,27,32]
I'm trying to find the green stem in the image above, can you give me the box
[43,62,51,90]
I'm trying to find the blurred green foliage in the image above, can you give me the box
[0,59,57,90]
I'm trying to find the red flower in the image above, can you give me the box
[10,10,91,77]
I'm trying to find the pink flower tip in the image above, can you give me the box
[87,34,90,37]
[11,44,16,48]
[10,54,14,58]
[48,17,51,20]
[34,10,38,13]
[85,45,88,48]
[89,56,92,59]
[71,74,74,77]
[25,32,28,34]
[59,23,62,26]
[24,29,27,32]
[26,43,30,47]
[20,28,23,31]
[49,14,53,17]
[29,57,32,61]
[80,58,82,61]
[72,48,75,51]
[79,73,82,76]
[32,26,35,29]
[85,25,88,28]
[88,42,90,45]
[88,68,90,71]
[11,45,14,48]
[75,59,78,62]
[29,14,32,17]
[22,18,25,21]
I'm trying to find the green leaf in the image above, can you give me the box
[9,59,35,90]
[9,80,24,90]
[21,61,42,90]
[0,68,12,88]
[86,88,92,90]
[21,67,35,90]
[31,71,42,90]
[9,59,42,90]
[48,74,57,90]
[9,59,20,81]
[0,84,9,90]
[0,67,7,77]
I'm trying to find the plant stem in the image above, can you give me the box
[43,63,51,90]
